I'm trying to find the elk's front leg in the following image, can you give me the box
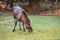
[22,22,25,31]
[13,19,18,32]
[19,21,21,31]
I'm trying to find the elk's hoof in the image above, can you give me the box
[13,30,15,32]
[23,29,25,32]
[20,29,21,31]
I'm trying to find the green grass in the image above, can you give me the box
[0,15,60,40]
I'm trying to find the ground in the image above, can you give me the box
[0,15,60,40]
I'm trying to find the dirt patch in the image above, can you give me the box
[40,9,60,16]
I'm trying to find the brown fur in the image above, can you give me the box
[13,10,33,32]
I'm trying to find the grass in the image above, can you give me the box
[0,15,60,40]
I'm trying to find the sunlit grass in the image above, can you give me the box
[0,15,60,40]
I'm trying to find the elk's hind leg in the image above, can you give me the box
[13,19,18,32]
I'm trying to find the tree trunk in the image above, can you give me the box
[51,0,55,14]
[25,0,41,14]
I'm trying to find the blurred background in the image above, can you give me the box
[0,0,60,15]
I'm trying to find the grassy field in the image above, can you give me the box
[0,15,60,40]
